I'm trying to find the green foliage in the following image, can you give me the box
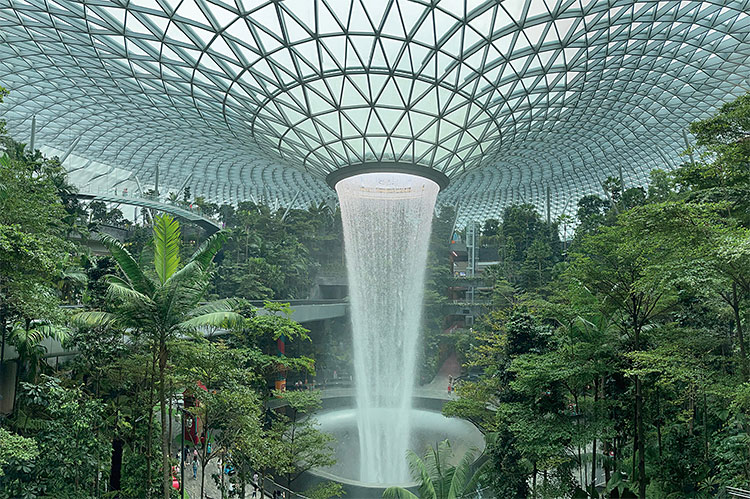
[0,125,78,344]
[176,340,264,498]
[304,480,346,499]
[679,92,750,223]
[0,427,38,477]
[1,377,109,499]
[419,205,455,383]
[270,389,336,487]
[211,200,343,300]
[447,92,750,499]
[382,440,486,499]
[9,322,69,383]
[153,214,181,284]
[73,214,241,498]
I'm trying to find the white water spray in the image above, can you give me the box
[335,172,439,484]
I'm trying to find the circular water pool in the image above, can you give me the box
[309,407,485,489]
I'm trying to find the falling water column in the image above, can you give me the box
[335,172,440,484]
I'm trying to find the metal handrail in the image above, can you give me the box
[728,486,750,498]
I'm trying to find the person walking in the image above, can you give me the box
[252,472,259,498]
[192,459,198,479]
[193,448,198,462]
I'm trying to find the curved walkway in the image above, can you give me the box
[75,191,221,234]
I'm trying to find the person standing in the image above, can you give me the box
[192,459,198,479]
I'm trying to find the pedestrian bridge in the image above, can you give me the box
[248,299,348,324]
[75,191,221,234]
[1,300,348,362]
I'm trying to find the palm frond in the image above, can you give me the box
[382,487,420,499]
[34,324,70,345]
[166,260,203,288]
[153,214,181,284]
[106,280,152,305]
[185,298,240,319]
[462,458,493,496]
[10,325,47,347]
[406,449,437,499]
[447,447,477,499]
[189,230,228,269]
[161,261,208,317]
[99,234,154,296]
[71,311,118,328]
[178,311,244,329]
[62,269,87,284]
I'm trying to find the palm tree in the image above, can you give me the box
[10,322,68,384]
[383,440,487,499]
[75,214,242,499]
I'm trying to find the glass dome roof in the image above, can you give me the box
[1,0,748,222]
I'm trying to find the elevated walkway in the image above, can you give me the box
[248,299,348,324]
[75,191,221,234]
[1,300,348,362]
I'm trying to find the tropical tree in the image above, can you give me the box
[74,214,242,498]
[1,377,109,499]
[568,212,678,497]
[0,104,73,388]
[9,322,68,385]
[175,339,263,499]
[271,389,336,488]
[382,440,486,499]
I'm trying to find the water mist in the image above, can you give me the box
[335,172,439,484]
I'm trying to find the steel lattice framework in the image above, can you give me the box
[1,0,749,222]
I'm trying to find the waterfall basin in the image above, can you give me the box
[303,401,485,498]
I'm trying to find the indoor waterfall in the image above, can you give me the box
[335,172,440,484]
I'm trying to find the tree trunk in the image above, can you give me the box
[0,312,6,374]
[631,421,637,483]
[656,388,662,459]
[109,436,124,497]
[159,342,170,499]
[146,345,158,499]
[201,457,208,499]
[287,408,298,488]
[633,318,646,499]
[13,358,21,420]
[703,390,709,459]
[168,381,173,458]
[604,441,611,486]
[532,461,537,498]
[732,283,748,381]
[220,453,226,498]
[635,374,646,498]
[591,378,599,494]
